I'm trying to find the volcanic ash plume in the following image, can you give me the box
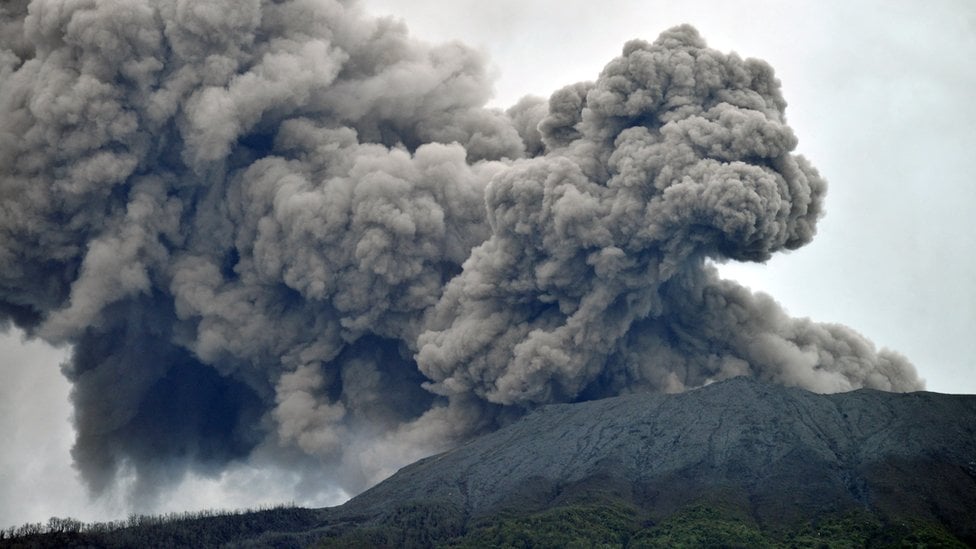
[0,0,921,502]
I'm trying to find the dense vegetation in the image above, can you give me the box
[0,504,323,548]
[315,500,969,548]
[3,499,969,548]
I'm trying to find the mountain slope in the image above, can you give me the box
[7,376,976,547]
[331,376,976,543]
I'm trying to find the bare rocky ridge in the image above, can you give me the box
[337,376,976,539]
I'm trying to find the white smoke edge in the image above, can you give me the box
[713,257,928,391]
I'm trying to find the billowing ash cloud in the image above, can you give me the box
[0,0,921,502]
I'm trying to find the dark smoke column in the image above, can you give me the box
[0,0,921,505]
[417,26,921,405]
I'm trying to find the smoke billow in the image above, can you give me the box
[0,0,921,503]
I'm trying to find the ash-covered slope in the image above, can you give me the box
[9,377,976,547]
[336,376,976,539]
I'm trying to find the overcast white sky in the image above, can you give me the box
[1,0,974,530]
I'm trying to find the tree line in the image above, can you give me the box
[0,503,299,543]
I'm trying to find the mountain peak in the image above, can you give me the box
[338,377,976,542]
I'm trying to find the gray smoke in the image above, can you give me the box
[0,0,921,504]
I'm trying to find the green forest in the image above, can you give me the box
[3,499,967,548]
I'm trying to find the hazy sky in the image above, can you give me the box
[1,0,973,530]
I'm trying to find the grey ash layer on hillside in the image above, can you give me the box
[1,0,921,502]
[342,377,976,533]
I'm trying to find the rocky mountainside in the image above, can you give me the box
[331,376,976,544]
[7,376,976,547]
